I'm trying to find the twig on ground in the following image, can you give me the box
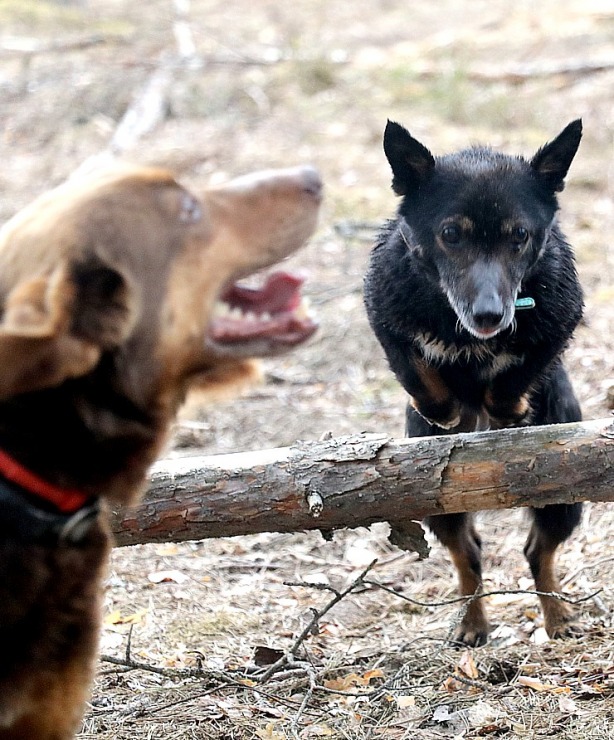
[257,560,379,683]
[100,652,219,680]
[290,660,318,739]
[362,578,602,608]
[562,555,614,586]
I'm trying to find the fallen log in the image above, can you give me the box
[110,417,614,549]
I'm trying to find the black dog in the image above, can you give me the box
[364,120,584,646]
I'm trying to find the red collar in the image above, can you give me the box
[0,448,90,514]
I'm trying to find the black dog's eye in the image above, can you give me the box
[441,224,462,245]
[511,226,529,246]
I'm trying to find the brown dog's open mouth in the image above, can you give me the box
[208,272,318,356]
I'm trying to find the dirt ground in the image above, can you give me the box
[1,1,614,738]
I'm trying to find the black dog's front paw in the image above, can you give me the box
[485,391,531,428]
[411,396,461,430]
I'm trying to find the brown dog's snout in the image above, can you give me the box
[297,165,323,201]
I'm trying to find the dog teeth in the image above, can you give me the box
[212,302,271,322]
[213,301,231,318]
[294,297,311,320]
[212,299,314,323]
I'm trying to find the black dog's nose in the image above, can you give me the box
[472,294,504,332]
[473,309,505,330]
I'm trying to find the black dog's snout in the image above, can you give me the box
[472,294,505,330]
[467,259,508,333]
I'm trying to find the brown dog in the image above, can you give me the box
[0,164,321,739]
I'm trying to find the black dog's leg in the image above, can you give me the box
[524,363,583,638]
[407,405,490,646]
[524,505,582,637]
[426,512,489,646]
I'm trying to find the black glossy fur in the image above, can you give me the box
[364,120,584,645]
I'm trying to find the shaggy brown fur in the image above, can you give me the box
[0,164,321,739]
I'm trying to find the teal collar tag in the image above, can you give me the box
[514,296,535,310]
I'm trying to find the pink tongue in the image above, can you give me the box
[221,272,303,313]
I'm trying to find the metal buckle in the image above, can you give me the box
[58,501,100,544]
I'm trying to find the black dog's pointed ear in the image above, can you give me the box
[383,120,435,195]
[530,119,582,192]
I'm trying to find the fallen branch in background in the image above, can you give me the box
[0,34,109,57]
[447,58,614,84]
[72,0,199,175]
[111,417,614,551]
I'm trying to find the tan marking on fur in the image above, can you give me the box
[484,390,530,421]
[457,216,474,233]
[449,546,490,644]
[414,356,452,406]
[440,215,474,233]
[415,331,523,376]
[531,546,575,638]
[500,218,519,236]
[435,215,474,251]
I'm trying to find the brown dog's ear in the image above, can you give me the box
[0,260,136,399]
[70,257,137,350]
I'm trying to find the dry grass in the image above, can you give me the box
[1,0,613,737]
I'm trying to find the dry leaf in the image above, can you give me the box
[558,695,579,714]
[255,722,285,739]
[432,705,452,722]
[103,609,122,625]
[103,608,147,625]
[299,725,334,737]
[253,645,285,667]
[324,668,384,691]
[147,569,189,584]
[517,676,551,691]
[395,694,416,708]
[362,668,385,683]
[458,649,479,679]
[530,627,550,645]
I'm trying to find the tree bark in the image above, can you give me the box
[110,417,614,548]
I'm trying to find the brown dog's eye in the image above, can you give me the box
[511,226,529,245]
[179,192,202,224]
[441,224,461,245]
